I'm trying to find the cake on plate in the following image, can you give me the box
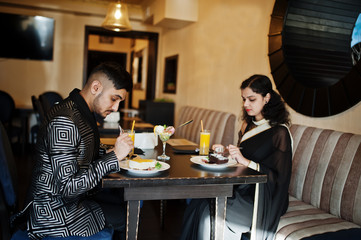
[129,159,156,170]
[208,149,229,164]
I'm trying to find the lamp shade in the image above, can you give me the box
[102,1,132,32]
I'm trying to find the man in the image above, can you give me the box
[25,62,133,239]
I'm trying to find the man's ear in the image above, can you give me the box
[90,80,102,95]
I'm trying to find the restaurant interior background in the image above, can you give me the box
[0,0,361,144]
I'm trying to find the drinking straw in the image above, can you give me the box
[201,120,204,132]
[131,120,135,133]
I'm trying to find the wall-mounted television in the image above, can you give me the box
[0,12,54,61]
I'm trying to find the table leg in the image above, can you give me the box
[126,200,140,240]
[214,196,227,240]
[250,183,260,240]
[160,200,166,229]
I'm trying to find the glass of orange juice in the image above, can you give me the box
[199,130,210,155]
[125,130,135,158]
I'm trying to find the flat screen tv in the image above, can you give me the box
[0,12,54,61]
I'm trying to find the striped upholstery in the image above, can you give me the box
[275,124,361,239]
[175,106,236,146]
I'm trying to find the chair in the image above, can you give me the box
[0,90,21,149]
[30,96,45,144]
[39,91,63,113]
[0,122,19,240]
[0,90,15,126]
[31,96,45,124]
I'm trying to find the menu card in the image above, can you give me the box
[167,138,197,146]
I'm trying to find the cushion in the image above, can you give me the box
[0,123,16,207]
[301,228,361,240]
[275,196,361,240]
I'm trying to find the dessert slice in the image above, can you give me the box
[208,149,229,164]
[129,159,156,170]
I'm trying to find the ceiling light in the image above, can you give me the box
[102,1,132,32]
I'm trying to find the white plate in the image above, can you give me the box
[119,160,170,176]
[190,156,237,169]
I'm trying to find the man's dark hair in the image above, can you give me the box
[88,62,133,92]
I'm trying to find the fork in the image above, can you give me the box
[119,125,124,134]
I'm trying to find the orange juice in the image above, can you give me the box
[125,130,135,157]
[199,130,210,155]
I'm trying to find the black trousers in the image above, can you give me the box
[92,188,127,235]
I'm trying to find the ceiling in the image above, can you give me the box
[69,0,153,7]
[0,0,194,29]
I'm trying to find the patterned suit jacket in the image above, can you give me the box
[26,89,120,239]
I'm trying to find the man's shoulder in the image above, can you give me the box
[48,98,78,119]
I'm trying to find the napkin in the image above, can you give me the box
[134,132,158,149]
[104,112,120,122]
[100,133,158,150]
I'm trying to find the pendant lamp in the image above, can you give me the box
[102,1,132,32]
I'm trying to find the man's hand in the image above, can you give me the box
[113,133,134,160]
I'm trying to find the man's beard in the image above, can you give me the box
[93,92,111,118]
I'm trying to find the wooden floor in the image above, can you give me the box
[13,144,187,240]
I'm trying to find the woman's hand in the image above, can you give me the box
[228,144,249,166]
[113,133,134,161]
[212,144,224,151]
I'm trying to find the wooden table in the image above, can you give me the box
[102,142,267,240]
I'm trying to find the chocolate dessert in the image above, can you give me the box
[208,149,229,164]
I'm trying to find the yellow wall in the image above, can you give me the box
[1,0,361,136]
[158,0,361,135]
[0,0,161,108]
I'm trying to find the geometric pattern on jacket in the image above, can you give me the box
[26,89,120,239]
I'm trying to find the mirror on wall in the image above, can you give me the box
[269,0,361,117]
[163,54,178,94]
[131,39,150,108]
[351,13,361,66]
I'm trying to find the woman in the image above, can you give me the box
[180,75,292,240]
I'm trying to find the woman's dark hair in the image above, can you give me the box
[88,61,133,92]
[241,74,290,127]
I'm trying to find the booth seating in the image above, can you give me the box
[275,124,361,240]
[175,105,236,146]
